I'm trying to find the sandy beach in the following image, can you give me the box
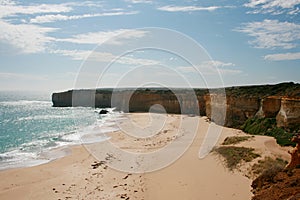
[0,113,290,200]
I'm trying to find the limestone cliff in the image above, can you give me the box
[226,96,260,127]
[255,96,281,118]
[276,98,300,130]
[52,90,72,107]
[52,82,300,129]
[253,96,300,130]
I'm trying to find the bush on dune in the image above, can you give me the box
[214,146,260,170]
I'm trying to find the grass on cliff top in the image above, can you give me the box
[214,146,260,170]
[222,136,254,145]
[252,157,288,177]
[241,117,296,147]
[251,157,289,195]
[225,82,300,98]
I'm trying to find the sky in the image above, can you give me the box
[0,0,299,92]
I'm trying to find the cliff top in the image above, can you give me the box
[224,82,300,98]
[56,82,300,99]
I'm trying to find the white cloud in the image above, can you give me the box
[51,49,160,66]
[0,1,136,54]
[56,29,148,45]
[0,20,56,53]
[157,5,221,12]
[202,60,235,68]
[65,1,103,8]
[30,11,138,24]
[264,52,300,60]
[217,68,242,75]
[244,0,300,14]
[0,1,141,54]
[235,19,300,49]
[177,60,240,75]
[0,0,73,53]
[0,1,72,18]
[125,0,153,4]
[50,49,92,60]
[0,0,15,5]
[245,0,300,9]
[117,56,160,65]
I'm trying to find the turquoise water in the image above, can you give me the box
[0,91,120,170]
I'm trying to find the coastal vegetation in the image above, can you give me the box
[224,82,300,98]
[251,157,288,178]
[222,136,254,145]
[241,117,297,146]
[213,146,260,170]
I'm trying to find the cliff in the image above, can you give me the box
[52,82,300,129]
[52,90,73,107]
[255,96,281,118]
[276,98,300,130]
[204,94,260,127]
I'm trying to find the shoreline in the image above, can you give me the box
[0,113,291,199]
[0,109,122,172]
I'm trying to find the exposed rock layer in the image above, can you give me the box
[276,98,300,130]
[286,134,300,169]
[52,82,300,128]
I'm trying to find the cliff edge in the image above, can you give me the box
[52,82,300,129]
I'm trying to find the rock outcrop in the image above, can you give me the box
[52,90,73,107]
[276,98,300,130]
[204,94,227,126]
[255,96,281,118]
[253,96,300,130]
[99,109,109,114]
[286,134,300,169]
[225,96,260,127]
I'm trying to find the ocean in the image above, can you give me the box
[0,91,121,170]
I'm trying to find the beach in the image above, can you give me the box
[0,113,290,200]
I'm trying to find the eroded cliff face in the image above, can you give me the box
[52,90,72,107]
[255,96,281,118]
[53,90,203,115]
[226,96,260,127]
[204,94,226,125]
[204,94,262,127]
[120,90,201,115]
[252,96,300,130]
[52,83,300,129]
[253,96,300,130]
[276,98,300,129]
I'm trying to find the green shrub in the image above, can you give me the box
[241,117,296,146]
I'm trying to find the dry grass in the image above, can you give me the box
[214,146,260,170]
[252,157,288,177]
[222,136,254,145]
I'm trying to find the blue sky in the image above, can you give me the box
[0,0,299,92]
